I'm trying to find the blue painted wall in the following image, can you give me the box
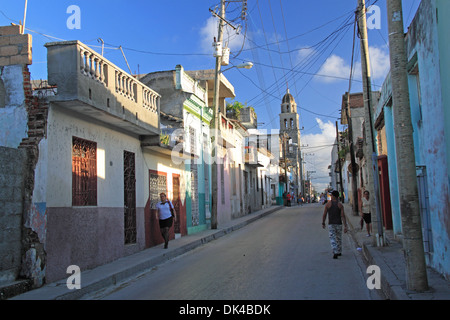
[377,0,449,279]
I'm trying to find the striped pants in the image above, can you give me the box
[328,224,343,254]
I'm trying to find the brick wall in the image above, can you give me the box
[20,66,49,148]
[0,25,32,67]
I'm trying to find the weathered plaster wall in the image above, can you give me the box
[436,0,450,244]
[0,147,27,281]
[42,106,148,282]
[405,0,450,278]
[0,65,28,148]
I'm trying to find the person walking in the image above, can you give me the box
[156,192,176,249]
[322,190,348,259]
[286,192,292,206]
[361,190,372,237]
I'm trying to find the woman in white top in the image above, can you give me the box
[361,190,372,237]
[156,193,176,249]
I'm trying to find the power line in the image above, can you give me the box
[255,0,282,98]
[247,11,355,110]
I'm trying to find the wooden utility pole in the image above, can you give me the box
[345,15,359,216]
[345,93,360,216]
[283,133,289,198]
[357,0,384,246]
[335,121,344,202]
[210,0,225,229]
[386,0,428,292]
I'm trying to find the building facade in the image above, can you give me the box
[375,0,450,278]
[141,65,213,235]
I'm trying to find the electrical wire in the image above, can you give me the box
[248,11,355,111]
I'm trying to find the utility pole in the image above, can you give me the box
[299,152,303,197]
[335,121,344,202]
[357,0,384,246]
[386,0,428,292]
[210,0,225,229]
[345,14,359,216]
[345,93,360,216]
[283,133,289,197]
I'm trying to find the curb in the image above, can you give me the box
[345,210,407,300]
[361,244,409,300]
[0,279,33,300]
[12,206,283,300]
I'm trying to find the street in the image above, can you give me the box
[81,204,382,300]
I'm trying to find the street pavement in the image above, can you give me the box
[10,202,450,300]
[343,202,450,300]
[80,204,379,300]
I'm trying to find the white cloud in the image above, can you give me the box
[200,17,246,54]
[200,17,217,53]
[368,45,390,79]
[315,45,390,83]
[296,47,317,64]
[301,118,336,192]
[315,54,351,83]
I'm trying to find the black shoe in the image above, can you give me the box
[333,254,338,259]
[164,242,168,249]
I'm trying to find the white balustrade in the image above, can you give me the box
[78,43,159,114]
[79,46,107,85]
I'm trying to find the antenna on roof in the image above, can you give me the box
[119,46,133,75]
[21,0,28,34]
[97,38,104,56]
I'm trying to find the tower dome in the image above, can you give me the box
[282,88,295,104]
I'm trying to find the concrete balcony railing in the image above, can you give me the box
[218,114,237,148]
[45,40,160,136]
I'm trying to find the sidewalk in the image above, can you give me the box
[343,202,450,300]
[10,206,283,300]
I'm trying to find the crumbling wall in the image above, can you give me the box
[0,25,47,288]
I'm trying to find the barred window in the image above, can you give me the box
[124,151,136,244]
[72,136,97,206]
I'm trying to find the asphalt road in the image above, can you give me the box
[82,204,381,300]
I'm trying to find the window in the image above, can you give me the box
[408,53,422,122]
[231,161,236,196]
[149,170,167,210]
[203,133,209,201]
[124,151,136,244]
[189,127,196,154]
[72,136,97,206]
[220,162,225,204]
[409,63,422,121]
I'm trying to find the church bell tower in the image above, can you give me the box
[279,88,301,194]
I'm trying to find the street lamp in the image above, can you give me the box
[235,61,253,69]
[220,61,254,73]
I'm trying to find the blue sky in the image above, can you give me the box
[0,0,421,191]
